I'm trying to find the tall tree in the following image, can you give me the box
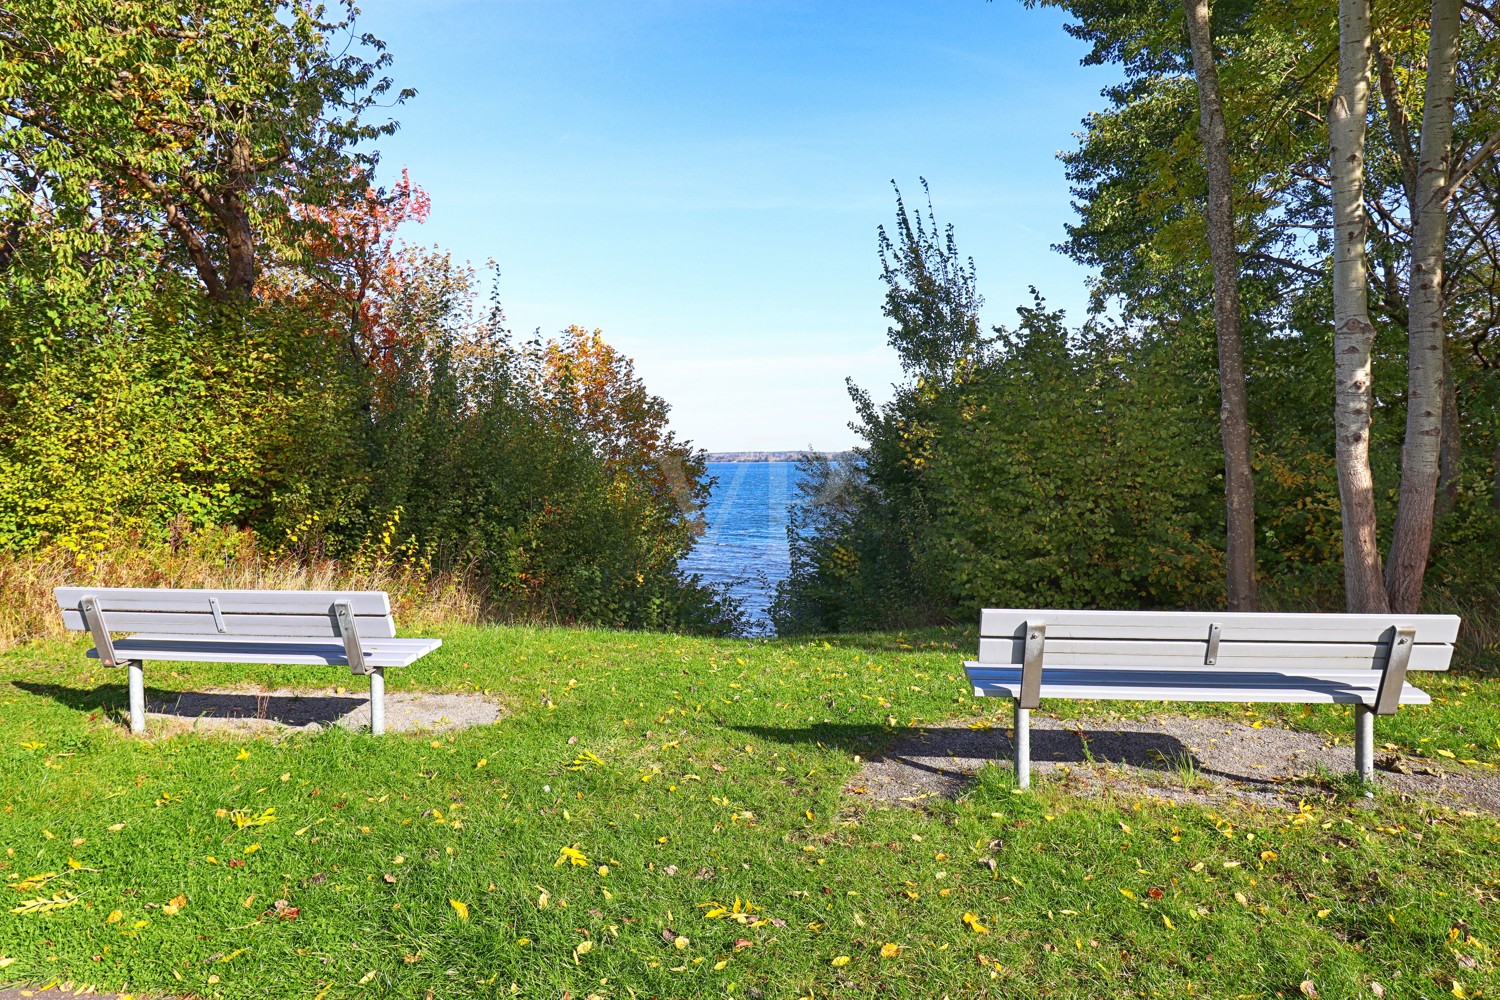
[1385,0,1463,613]
[1330,0,1390,613]
[0,0,409,302]
[1181,0,1258,611]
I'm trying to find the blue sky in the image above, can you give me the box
[356,0,1112,451]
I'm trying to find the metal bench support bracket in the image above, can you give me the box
[1014,623,1045,789]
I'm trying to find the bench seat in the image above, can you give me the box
[88,635,442,669]
[56,586,441,735]
[965,665,1431,706]
[966,608,1461,786]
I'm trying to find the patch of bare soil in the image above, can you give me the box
[142,687,503,736]
[850,714,1500,815]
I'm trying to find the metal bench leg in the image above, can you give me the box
[1014,701,1031,789]
[1354,704,1374,782]
[126,660,146,734]
[370,667,386,736]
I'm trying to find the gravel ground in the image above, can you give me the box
[140,687,504,735]
[849,713,1500,814]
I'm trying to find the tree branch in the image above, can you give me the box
[1462,0,1500,28]
[119,164,226,300]
[1246,250,1326,278]
[1446,124,1500,199]
[1372,37,1418,207]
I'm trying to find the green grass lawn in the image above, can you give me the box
[1,624,1498,999]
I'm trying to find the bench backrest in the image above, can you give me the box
[978,609,1460,673]
[54,587,397,639]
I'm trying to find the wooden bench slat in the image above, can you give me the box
[55,587,392,617]
[979,609,1462,645]
[975,637,1453,671]
[59,609,398,639]
[964,664,1431,706]
[89,636,442,669]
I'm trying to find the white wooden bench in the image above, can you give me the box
[54,587,442,736]
[965,609,1461,787]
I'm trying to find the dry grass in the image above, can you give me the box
[0,524,485,648]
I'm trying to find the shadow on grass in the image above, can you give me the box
[734,722,1194,771]
[14,681,366,727]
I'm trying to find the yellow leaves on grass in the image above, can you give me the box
[880,943,900,958]
[106,909,123,923]
[830,955,851,967]
[1260,850,1278,862]
[11,891,83,914]
[962,912,991,934]
[566,750,606,771]
[9,871,63,894]
[161,894,187,917]
[673,935,691,950]
[242,843,261,855]
[1119,888,1137,900]
[450,899,470,920]
[228,807,277,829]
[236,748,251,761]
[699,897,769,927]
[555,844,590,868]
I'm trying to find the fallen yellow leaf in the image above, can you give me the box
[880,943,900,958]
[450,899,469,920]
[830,955,850,967]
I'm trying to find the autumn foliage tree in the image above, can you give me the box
[0,1,734,632]
[543,326,708,524]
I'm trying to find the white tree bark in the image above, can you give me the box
[1331,0,1389,614]
[1386,0,1463,614]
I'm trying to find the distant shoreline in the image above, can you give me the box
[703,451,853,463]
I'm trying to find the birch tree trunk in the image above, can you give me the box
[1386,0,1463,613]
[1182,0,1258,611]
[1331,0,1390,614]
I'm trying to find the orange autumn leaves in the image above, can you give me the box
[541,325,703,516]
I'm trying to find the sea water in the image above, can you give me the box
[680,462,800,633]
